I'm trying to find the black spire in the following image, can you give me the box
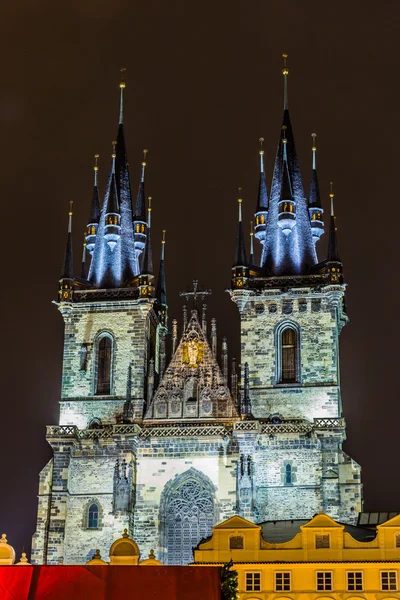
[280,158,294,201]
[134,150,147,221]
[308,167,320,208]
[156,230,168,326]
[234,193,247,266]
[256,138,269,212]
[327,183,341,262]
[61,201,73,279]
[89,154,101,224]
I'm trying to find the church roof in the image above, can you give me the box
[145,308,239,421]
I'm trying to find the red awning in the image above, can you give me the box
[0,565,221,600]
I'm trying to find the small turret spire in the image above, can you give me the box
[81,234,87,279]
[308,133,324,244]
[156,230,168,326]
[282,53,289,110]
[254,138,269,254]
[141,149,148,183]
[119,68,126,125]
[104,143,121,251]
[312,132,317,170]
[327,182,341,264]
[61,201,74,279]
[234,189,247,267]
[249,221,254,264]
[141,197,153,275]
[86,154,101,255]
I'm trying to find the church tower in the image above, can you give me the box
[230,55,361,523]
[32,60,361,568]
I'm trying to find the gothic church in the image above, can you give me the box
[31,61,362,565]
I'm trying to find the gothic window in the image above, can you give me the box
[284,463,292,485]
[96,335,112,395]
[276,323,300,384]
[281,327,296,382]
[87,503,99,529]
[161,470,216,565]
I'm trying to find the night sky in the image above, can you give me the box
[1,0,398,557]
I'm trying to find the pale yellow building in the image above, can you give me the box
[193,513,400,599]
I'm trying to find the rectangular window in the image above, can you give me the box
[246,572,261,592]
[396,534,400,548]
[347,572,363,591]
[275,572,291,591]
[315,534,330,548]
[229,536,244,549]
[316,572,332,591]
[381,571,398,591]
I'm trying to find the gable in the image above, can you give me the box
[300,513,344,530]
[213,515,261,530]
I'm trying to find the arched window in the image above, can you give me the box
[285,463,292,485]
[88,503,99,529]
[281,327,297,383]
[96,336,112,395]
[161,469,216,565]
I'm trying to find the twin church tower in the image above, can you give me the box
[32,58,362,566]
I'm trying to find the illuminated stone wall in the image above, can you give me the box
[59,299,155,426]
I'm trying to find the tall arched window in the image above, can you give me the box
[96,336,112,395]
[87,503,99,529]
[285,463,292,485]
[281,327,297,383]
[160,469,216,565]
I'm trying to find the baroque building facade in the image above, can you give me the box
[31,62,362,566]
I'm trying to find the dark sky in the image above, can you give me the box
[1,0,398,557]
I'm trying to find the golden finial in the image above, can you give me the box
[161,229,166,259]
[142,149,148,167]
[69,200,73,216]
[148,196,152,211]
[259,137,264,156]
[250,220,254,235]
[282,125,287,144]
[94,154,99,172]
[282,53,289,76]
[237,187,243,203]
[83,233,87,247]
[122,528,129,538]
[162,229,166,243]
[120,67,126,89]
[311,133,317,152]
[112,141,116,159]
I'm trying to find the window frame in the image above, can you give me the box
[380,570,398,591]
[315,533,330,549]
[346,570,364,592]
[245,571,262,592]
[284,463,292,486]
[275,321,301,385]
[87,503,99,529]
[229,535,244,550]
[94,332,114,396]
[316,571,333,591]
[275,571,291,592]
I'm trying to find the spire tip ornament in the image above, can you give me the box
[282,53,289,109]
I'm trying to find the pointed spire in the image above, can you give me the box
[282,53,289,110]
[106,142,120,215]
[89,154,101,224]
[81,235,87,279]
[61,201,74,279]
[256,137,269,212]
[134,149,148,221]
[249,221,254,264]
[156,230,167,304]
[234,189,247,266]
[141,197,153,275]
[119,68,126,125]
[327,182,341,262]
[308,133,321,208]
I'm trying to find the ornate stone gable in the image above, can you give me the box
[145,309,238,421]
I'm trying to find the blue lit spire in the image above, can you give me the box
[260,54,317,276]
[80,235,87,279]
[249,220,254,264]
[88,70,142,288]
[308,133,324,244]
[138,197,154,298]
